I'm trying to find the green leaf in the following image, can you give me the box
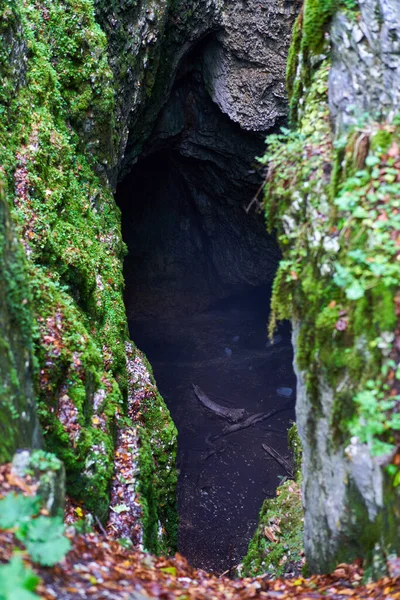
[352,206,368,218]
[345,280,365,300]
[24,516,71,566]
[0,494,39,530]
[365,155,380,167]
[393,471,400,487]
[160,567,177,576]
[369,262,388,276]
[371,439,395,457]
[111,503,129,514]
[348,249,367,263]
[333,264,352,288]
[0,556,40,599]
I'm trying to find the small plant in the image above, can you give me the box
[28,450,62,474]
[0,556,40,600]
[0,492,71,567]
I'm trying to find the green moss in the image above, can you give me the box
[370,129,392,153]
[302,0,336,55]
[0,174,40,463]
[288,424,302,480]
[0,0,179,541]
[261,0,400,569]
[242,479,304,577]
[242,424,303,577]
[263,50,400,454]
[136,351,178,554]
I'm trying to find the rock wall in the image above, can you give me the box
[0,0,299,557]
[264,0,400,576]
[0,0,176,552]
[329,0,400,131]
[96,0,300,178]
[5,0,400,578]
[0,183,42,462]
[106,0,299,318]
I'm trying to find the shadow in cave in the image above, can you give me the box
[116,152,296,574]
[115,35,296,573]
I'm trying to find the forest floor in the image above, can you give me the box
[1,526,400,599]
[1,463,400,599]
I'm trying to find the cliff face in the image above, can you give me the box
[264,0,400,575]
[0,0,176,553]
[1,0,400,578]
[96,0,300,178]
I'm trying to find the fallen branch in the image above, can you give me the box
[219,565,240,579]
[213,403,294,440]
[193,384,245,423]
[96,515,108,537]
[262,443,293,477]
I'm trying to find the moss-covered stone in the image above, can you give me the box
[0,0,177,547]
[130,347,178,554]
[263,1,400,574]
[0,180,42,463]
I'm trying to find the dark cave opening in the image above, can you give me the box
[115,35,296,573]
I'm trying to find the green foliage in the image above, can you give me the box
[288,424,302,480]
[262,52,400,459]
[27,450,62,473]
[19,516,71,567]
[0,494,39,530]
[0,556,40,600]
[302,0,336,55]
[0,180,37,464]
[243,425,304,577]
[0,0,178,553]
[286,0,359,125]
[137,353,178,555]
[0,0,126,516]
[349,387,400,456]
[0,493,71,566]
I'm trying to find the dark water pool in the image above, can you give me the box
[129,287,296,573]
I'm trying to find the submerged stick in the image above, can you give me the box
[192,384,245,423]
[262,442,293,477]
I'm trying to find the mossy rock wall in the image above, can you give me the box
[0,183,42,463]
[264,0,400,576]
[0,0,177,549]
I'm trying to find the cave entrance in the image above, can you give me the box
[115,38,296,573]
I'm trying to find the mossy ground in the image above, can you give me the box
[242,425,304,578]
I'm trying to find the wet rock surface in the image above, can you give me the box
[130,288,296,573]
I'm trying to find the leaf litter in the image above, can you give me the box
[1,463,400,599]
